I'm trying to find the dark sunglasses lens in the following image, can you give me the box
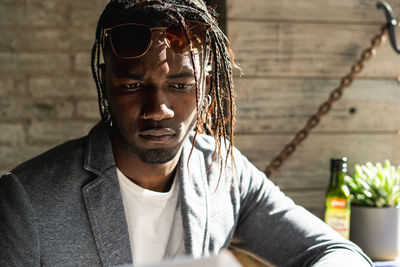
[109,25,151,58]
[166,22,207,55]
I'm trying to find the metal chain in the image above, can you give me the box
[265,25,388,177]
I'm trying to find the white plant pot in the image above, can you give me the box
[350,205,400,261]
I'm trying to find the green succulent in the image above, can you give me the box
[344,160,400,207]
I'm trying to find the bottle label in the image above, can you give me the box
[330,198,346,209]
[325,198,350,239]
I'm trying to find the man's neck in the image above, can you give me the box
[112,137,181,193]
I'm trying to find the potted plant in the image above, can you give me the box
[345,160,400,261]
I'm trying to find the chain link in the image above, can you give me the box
[265,25,387,177]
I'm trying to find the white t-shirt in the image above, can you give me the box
[117,168,185,266]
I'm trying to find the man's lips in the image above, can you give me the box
[138,128,176,136]
[138,128,177,143]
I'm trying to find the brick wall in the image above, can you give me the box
[0,0,109,174]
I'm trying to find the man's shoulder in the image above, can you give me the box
[190,133,245,161]
[7,122,111,181]
[189,132,227,161]
[189,133,249,172]
[190,132,216,152]
[8,136,87,183]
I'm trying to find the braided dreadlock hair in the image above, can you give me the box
[91,0,239,168]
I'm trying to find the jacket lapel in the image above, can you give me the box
[82,123,132,266]
[178,135,211,258]
[81,124,211,262]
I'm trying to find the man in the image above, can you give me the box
[0,0,372,266]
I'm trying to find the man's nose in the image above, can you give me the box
[141,88,174,121]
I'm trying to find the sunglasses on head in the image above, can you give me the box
[103,20,210,59]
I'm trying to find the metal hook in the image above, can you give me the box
[377,1,400,54]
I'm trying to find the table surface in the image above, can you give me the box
[373,260,400,267]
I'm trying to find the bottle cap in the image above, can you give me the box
[331,157,347,172]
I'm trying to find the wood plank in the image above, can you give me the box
[227,0,400,23]
[234,78,400,134]
[228,21,400,78]
[234,133,400,191]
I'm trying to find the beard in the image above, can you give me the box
[127,142,182,164]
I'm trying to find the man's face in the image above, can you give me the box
[103,26,208,164]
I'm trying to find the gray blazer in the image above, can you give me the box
[0,123,372,266]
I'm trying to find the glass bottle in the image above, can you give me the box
[324,157,351,239]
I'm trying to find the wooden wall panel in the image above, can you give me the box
[227,0,400,218]
[235,134,400,186]
[227,0,400,23]
[234,78,400,133]
[229,21,399,78]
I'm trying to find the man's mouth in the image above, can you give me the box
[138,128,177,143]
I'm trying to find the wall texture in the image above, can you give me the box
[0,0,108,175]
[228,0,400,217]
[1,0,399,218]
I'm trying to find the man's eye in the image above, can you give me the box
[122,83,142,90]
[170,83,194,91]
